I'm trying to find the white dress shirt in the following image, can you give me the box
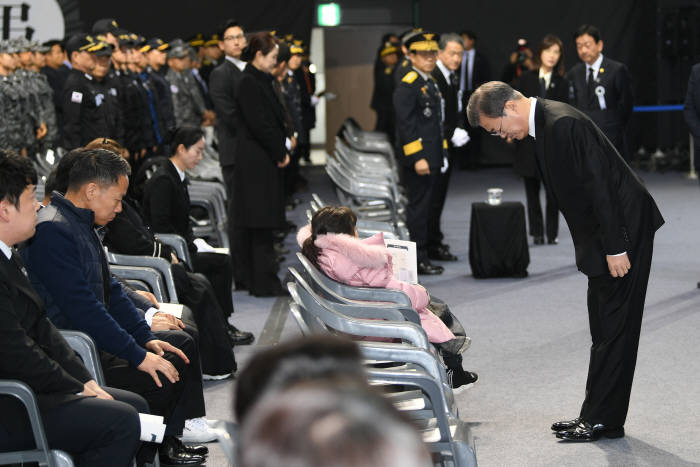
[0,239,12,260]
[587,54,604,81]
[225,55,246,72]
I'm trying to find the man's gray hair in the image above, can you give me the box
[466,81,524,127]
[439,33,463,50]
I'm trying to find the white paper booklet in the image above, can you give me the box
[158,303,183,319]
[383,238,418,284]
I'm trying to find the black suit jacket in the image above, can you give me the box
[565,56,633,137]
[514,69,569,177]
[532,99,664,277]
[209,60,245,167]
[0,251,92,409]
[431,64,462,146]
[459,49,491,108]
[142,161,196,255]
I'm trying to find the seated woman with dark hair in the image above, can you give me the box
[141,127,252,345]
[297,206,478,391]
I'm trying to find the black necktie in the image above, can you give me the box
[539,77,547,97]
[11,249,28,278]
[450,72,458,88]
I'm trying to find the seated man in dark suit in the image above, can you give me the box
[22,148,207,465]
[0,149,143,466]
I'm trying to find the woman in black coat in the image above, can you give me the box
[233,32,290,297]
[142,127,254,344]
[514,34,569,245]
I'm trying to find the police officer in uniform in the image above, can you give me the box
[393,32,447,275]
[566,25,632,160]
[60,35,110,150]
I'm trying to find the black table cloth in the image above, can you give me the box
[469,201,529,278]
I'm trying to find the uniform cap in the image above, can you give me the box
[405,32,439,52]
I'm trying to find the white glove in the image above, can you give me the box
[311,95,320,106]
[450,127,470,147]
[441,156,449,174]
[285,137,292,151]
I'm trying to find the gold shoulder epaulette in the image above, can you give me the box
[402,71,418,84]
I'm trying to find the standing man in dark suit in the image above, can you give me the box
[515,34,568,245]
[430,33,469,262]
[209,19,247,285]
[394,32,447,275]
[566,25,633,160]
[467,81,664,441]
[458,30,491,169]
[683,62,700,180]
[0,149,143,466]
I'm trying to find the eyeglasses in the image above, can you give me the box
[488,116,504,136]
[223,34,245,42]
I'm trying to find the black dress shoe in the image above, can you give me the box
[555,420,625,442]
[417,261,444,275]
[159,436,205,466]
[534,235,545,245]
[428,246,458,261]
[551,417,581,432]
[172,436,209,456]
[227,324,254,345]
[548,237,559,245]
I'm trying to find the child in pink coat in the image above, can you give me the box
[297,206,477,391]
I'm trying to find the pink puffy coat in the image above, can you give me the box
[297,226,455,343]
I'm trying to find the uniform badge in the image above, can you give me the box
[109,88,118,96]
[170,84,178,94]
[71,91,83,103]
[423,107,432,117]
[95,93,104,107]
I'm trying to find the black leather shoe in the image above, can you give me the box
[548,237,559,245]
[428,246,458,262]
[227,325,254,345]
[417,261,444,275]
[551,417,581,432]
[534,235,545,245]
[172,436,209,456]
[555,420,625,442]
[159,436,206,466]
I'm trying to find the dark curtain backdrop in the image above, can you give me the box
[418,0,656,105]
[76,0,314,43]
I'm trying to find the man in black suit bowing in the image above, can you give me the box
[209,18,247,285]
[0,150,143,465]
[467,82,664,441]
[566,25,633,160]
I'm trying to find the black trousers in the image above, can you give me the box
[101,330,205,436]
[235,227,282,296]
[579,235,655,427]
[0,387,144,467]
[523,176,559,240]
[403,168,440,262]
[427,153,455,250]
[192,251,234,318]
[172,263,236,376]
[222,164,246,284]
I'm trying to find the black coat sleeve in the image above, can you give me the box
[0,282,91,395]
[557,117,628,254]
[209,67,238,133]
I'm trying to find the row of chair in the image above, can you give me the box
[291,118,478,466]
[324,118,410,240]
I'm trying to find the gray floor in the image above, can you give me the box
[203,166,700,467]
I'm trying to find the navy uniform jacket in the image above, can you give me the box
[60,70,110,150]
[393,68,446,170]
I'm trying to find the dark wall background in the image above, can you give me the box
[76,0,314,43]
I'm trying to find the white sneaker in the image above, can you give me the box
[180,417,218,443]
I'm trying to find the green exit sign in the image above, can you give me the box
[318,3,341,26]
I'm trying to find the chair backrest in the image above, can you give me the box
[0,380,75,467]
[287,271,429,350]
[295,253,415,310]
[109,265,167,303]
[60,330,106,385]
